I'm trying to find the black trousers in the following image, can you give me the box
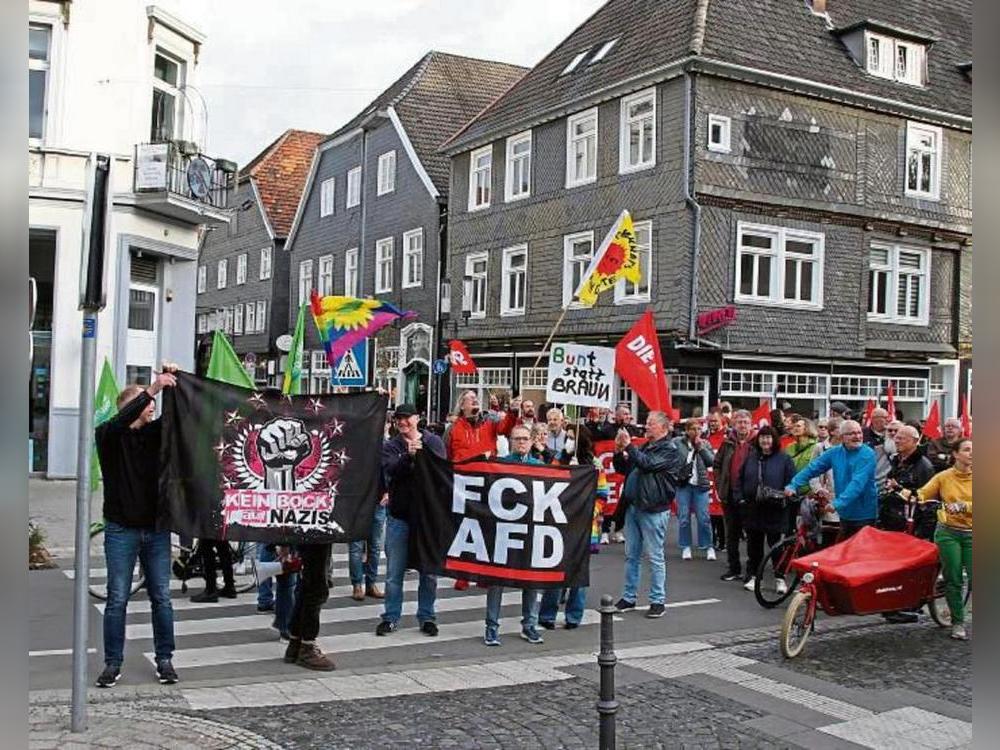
[289,543,332,642]
[602,500,627,534]
[746,529,782,578]
[722,502,744,575]
[711,515,726,549]
[201,540,234,591]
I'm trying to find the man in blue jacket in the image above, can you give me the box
[784,420,877,540]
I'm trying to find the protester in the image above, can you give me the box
[598,403,644,440]
[516,398,538,430]
[613,411,679,618]
[735,426,795,591]
[584,407,611,440]
[256,543,299,640]
[189,539,237,603]
[785,417,818,486]
[808,415,842,500]
[348,496,386,601]
[785,420,878,541]
[863,408,889,448]
[829,401,851,420]
[529,422,556,464]
[673,420,716,561]
[706,411,727,450]
[377,404,446,637]
[282,541,335,671]
[927,417,965,473]
[445,390,517,462]
[874,420,902,487]
[713,409,756,581]
[719,401,734,424]
[815,417,830,446]
[94,369,178,688]
[918,439,973,640]
[544,407,571,458]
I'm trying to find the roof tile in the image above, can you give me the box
[245,129,326,238]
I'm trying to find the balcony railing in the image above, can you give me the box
[133,141,236,212]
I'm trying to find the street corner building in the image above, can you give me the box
[439,0,972,425]
[29,0,239,477]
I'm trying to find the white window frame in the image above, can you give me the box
[256,300,266,333]
[298,259,313,306]
[344,247,359,297]
[346,166,361,208]
[28,22,52,143]
[318,254,334,296]
[377,151,396,195]
[151,48,185,142]
[468,145,492,211]
[562,230,595,308]
[560,49,589,76]
[244,301,255,334]
[500,244,528,317]
[320,177,335,217]
[589,38,619,65]
[866,31,925,86]
[734,222,824,310]
[504,131,532,202]
[707,114,731,153]
[619,89,656,173]
[375,237,394,293]
[614,220,652,304]
[196,313,208,334]
[233,302,244,335]
[867,243,931,326]
[465,251,489,319]
[259,247,272,280]
[904,122,942,201]
[236,253,247,285]
[216,259,228,289]
[566,109,599,188]
[402,228,424,289]
[196,264,206,293]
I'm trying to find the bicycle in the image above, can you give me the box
[172,539,258,595]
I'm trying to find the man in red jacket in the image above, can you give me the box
[446,390,518,462]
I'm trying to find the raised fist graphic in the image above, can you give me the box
[257,418,312,490]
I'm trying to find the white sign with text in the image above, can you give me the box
[545,343,616,409]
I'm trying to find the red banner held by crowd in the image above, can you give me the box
[751,400,771,428]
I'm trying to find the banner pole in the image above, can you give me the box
[532,306,570,370]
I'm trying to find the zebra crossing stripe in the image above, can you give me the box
[63,552,385,580]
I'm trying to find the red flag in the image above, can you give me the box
[862,399,875,428]
[923,400,942,440]
[960,395,972,437]
[448,340,477,374]
[885,382,896,421]
[615,310,670,413]
[750,400,771,428]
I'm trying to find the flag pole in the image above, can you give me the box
[532,306,570,369]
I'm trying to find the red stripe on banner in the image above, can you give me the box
[445,558,566,582]
[457,462,570,480]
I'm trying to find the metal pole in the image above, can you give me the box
[597,594,619,749]
[71,312,98,731]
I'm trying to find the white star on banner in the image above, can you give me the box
[332,449,350,467]
[247,392,267,410]
[308,398,325,414]
[225,410,244,426]
[328,418,345,436]
[327,482,339,500]
[213,438,230,457]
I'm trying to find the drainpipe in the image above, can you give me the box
[683,70,702,342]
[358,128,370,297]
[434,201,448,421]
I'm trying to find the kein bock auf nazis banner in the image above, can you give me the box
[158,372,386,544]
[410,453,597,589]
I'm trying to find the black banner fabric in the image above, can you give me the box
[159,372,387,544]
[411,453,597,590]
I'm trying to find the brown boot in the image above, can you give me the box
[296,642,335,671]
[283,638,301,664]
[351,584,365,601]
[365,584,384,599]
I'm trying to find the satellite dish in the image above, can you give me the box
[187,157,212,199]
[275,334,293,352]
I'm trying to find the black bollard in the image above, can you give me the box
[597,594,619,749]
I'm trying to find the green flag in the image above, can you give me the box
[91,357,121,492]
[282,303,307,395]
[206,329,255,388]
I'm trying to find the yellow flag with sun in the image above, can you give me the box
[573,210,641,307]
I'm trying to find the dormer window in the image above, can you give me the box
[865,31,925,86]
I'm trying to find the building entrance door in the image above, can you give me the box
[29,229,55,473]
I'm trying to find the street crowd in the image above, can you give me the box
[92,370,972,687]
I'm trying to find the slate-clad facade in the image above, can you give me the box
[442,0,972,422]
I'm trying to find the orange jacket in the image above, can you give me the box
[447,412,516,462]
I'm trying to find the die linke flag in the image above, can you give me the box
[410,453,597,590]
[572,210,641,307]
[449,340,477,374]
[615,310,673,414]
[158,371,387,544]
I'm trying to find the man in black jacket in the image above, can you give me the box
[712,410,755,582]
[94,369,177,688]
[612,411,680,619]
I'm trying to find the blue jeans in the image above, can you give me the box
[256,543,298,634]
[675,486,712,550]
[381,515,437,625]
[103,522,174,666]
[622,505,669,605]
[349,503,387,586]
[485,586,539,630]
[539,587,587,626]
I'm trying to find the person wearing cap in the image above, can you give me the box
[829,401,851,420]
[376,404,447,638]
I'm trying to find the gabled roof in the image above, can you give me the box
[323,51,527,195]
[443,0,970,154]
[243,129,325,238]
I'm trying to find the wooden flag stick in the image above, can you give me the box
[532,305,570,369]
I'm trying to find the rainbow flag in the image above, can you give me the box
[310,291,417,375]
[573,210,641,307]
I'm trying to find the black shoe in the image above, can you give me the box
[375,620,397,636]
[539,620,556,630]
[218,585,238,599]
[883,611,919,624]
[190,590,218,603]
[564,622,579,630]
[257,601,275,613]
[421,621,439,637]
[646,603,666,619]
[95,665,121,688]
[156,659,178,685]
[720,571,742,581]
[283,638,302,663]
[614,598,636,613]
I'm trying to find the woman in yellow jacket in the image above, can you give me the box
[918,438,972,640]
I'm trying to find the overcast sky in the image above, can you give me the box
[171,0,606,165]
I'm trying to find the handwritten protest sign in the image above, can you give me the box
[545,343,615,409]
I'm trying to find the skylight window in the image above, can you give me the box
[588,38,618,65]
[561,50,589,75]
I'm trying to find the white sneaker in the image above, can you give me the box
[612,532,625,544]
[951,624,968,640]
[706,547,717,561]
[775,578,788,595]
[743,576,756,592]
[681,546,692,560]
[599,532,610,545]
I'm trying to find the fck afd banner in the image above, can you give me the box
[411,453,597,589]
[159,372,387,544]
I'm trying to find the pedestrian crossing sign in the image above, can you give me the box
[331,340,368,387]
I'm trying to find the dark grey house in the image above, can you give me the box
[196,129,325,384]
[441,0,971,422]
[284,51,526,416]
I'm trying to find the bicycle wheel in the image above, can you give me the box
[755,538,800,609]
[87,523,144,601]
[780,591,814,659]
[927,571,971,628]
[229,541,258,593]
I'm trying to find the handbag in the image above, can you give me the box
[675,444,696,484]
[754,457,787,507]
